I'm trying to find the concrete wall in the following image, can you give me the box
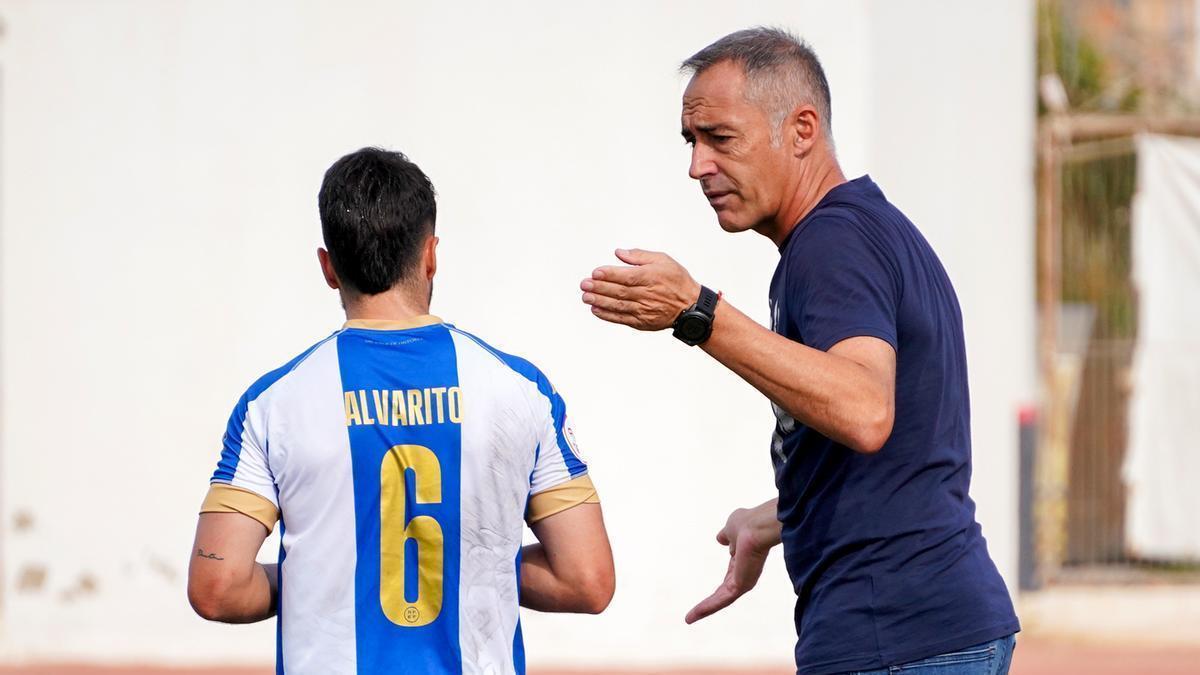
[0,0,1031,668]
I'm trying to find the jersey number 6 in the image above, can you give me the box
[380,444,444,627]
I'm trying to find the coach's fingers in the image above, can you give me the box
[685,561,743,624]
[588,305,643,329]
[685,587,738,624]
[580,278,637,300]
[582,291,640,315]
[615,248,666,266]
[591,265,643,286]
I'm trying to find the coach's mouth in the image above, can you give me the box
[705,191,734,207]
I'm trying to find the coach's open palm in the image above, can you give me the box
[685,500,782,624]
[581,248,701,330]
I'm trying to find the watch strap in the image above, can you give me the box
[695,285,718,319]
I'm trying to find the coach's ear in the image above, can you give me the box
[788,104,820,158]
[423,235,439,281]
[317,248,340,290]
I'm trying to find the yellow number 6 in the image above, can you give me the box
[380,444,444,627]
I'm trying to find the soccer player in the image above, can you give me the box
[187,147,615,674]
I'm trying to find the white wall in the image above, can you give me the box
[0,0,1030,668]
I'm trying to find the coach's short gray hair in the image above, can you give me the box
[681,27,833,146]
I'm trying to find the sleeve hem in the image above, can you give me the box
[526,475,600,524]
[808,326,898,353]
[201,483,279,532]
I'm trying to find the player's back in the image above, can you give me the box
[207,316,591,674]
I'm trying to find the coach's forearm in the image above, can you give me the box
[700,300,892,453]
[518,543,610,614]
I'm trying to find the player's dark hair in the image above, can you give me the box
[318,147,437,295]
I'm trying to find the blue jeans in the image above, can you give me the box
[845,635,1016,675]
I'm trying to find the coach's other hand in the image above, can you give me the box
[685,499,782,624]
[582,248,701,330]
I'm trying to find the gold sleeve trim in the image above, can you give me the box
[526,475,600,524]
[201,483,279,532]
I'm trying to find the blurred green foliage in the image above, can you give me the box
[1038,0,1140,114]
[1060,153,1138,339]
[1039,0,1139,340]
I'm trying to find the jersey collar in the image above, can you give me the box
[343,315,443,331]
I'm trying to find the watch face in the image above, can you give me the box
[680,316,707,341]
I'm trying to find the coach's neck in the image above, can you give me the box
[766,142,846,248]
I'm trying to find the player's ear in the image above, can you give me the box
[424,235,438,281]
[317,248,340,290]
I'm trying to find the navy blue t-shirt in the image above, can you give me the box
[768,176,1019,674]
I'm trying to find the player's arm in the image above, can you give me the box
[194,381,282,623]
[188,509,277,623]
[519,482,615,614]
[582,248,895,454]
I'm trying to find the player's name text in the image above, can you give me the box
[344,387,463,427]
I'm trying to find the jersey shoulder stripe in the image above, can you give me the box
[212,331,342,483]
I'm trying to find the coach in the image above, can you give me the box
[581,28,1019,675]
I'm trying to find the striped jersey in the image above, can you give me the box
[200,316,597,674]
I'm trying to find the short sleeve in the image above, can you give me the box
[787,217,900,352]
[202,389,280,531]
[525,378,598,524]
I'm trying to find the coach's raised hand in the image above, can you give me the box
[581,248,701,330]
[685,499,782,624]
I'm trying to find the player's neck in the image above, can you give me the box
[342,286,432,322]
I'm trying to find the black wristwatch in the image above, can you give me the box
[672,285,719,346]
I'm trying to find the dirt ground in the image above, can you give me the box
[1,637,1197,675]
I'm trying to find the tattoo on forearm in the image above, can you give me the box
[196,548,224,561]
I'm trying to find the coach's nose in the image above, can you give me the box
[689,144,718,181]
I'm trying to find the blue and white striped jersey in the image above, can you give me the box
[201,316,596,674]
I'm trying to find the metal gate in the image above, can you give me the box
[1033,120,1200,585]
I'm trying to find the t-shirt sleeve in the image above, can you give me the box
[200,390,280,532]
[525,376,598,524]
[787,217,901,352]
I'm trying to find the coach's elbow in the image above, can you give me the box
[851,403,894,455]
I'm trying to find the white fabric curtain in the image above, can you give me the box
[1124,133,1200,560]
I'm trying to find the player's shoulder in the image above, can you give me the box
[235,330,342,407]
[443,324,554,390]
